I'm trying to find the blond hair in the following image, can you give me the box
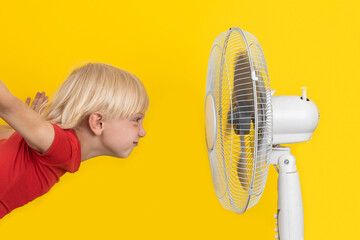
[41,62,149,129]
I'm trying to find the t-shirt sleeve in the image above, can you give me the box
[29,123,81,173]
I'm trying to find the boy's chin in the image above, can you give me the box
[114,150,133,159]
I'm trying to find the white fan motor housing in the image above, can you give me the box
[272,89,319,144]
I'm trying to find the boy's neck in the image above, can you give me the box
[74,124,103,162]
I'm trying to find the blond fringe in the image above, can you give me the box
[39,62,149,129]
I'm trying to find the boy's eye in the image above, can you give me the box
[132,114,144,122]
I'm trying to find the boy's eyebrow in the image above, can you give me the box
[134,113,144,118]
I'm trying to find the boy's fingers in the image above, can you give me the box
[25,97,31,106]
[26,92,48,112]
[39,92,47,104]
[33,92,40,105]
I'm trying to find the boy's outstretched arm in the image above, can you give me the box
[0,92,49,139]
[0,80,54,153]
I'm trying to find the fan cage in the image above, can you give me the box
[206,28,273,214]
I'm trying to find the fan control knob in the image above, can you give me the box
[275,227,278,232]
[275,234,279,239]
[274,213,278,219]
[301,87,308,101]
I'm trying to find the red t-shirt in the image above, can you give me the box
[0,123,81,219]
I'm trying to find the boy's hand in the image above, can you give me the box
[25,91,48,114]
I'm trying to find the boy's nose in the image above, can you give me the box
[139,126,146,138]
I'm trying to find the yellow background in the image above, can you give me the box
[0,0,359,239]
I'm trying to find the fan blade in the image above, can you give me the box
[232,52,254,191]
[238,135,250,190]
[231,51,254,136]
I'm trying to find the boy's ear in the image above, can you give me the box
[88,112,104,136]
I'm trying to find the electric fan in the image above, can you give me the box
[205,27,319,240]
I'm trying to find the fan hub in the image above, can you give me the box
[205,93,216,151]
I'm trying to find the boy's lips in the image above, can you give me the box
[133,142,138,146]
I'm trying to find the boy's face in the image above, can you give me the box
[101,113,146,158]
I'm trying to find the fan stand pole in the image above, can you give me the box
[271,146,304,240]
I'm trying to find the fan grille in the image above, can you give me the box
[206,28,272,214]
